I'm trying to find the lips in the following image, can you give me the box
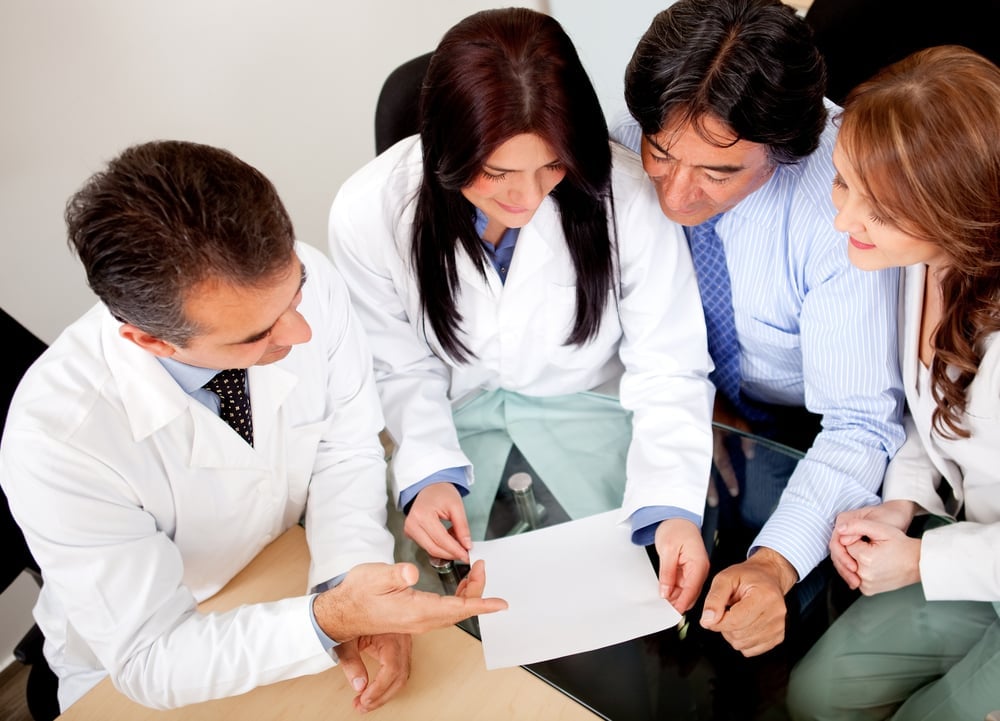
[849,236,876,250]
[497,201,529,214]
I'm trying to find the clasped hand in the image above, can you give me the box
[829,500,921,595]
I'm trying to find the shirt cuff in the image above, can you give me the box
[629,506,703,546]
[399,467,470,512]
[309,593,341,658]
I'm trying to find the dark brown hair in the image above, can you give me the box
[840,46,1000,438]
[65,140,295,345]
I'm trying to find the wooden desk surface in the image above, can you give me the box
[57,526,596,721]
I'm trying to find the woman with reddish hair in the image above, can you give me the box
[788,46,1000,720]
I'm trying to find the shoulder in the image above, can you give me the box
[608,111,642,154]
[295,242,350,314]
[783,102,842,224]
[609,141,649,188]
[3,305,117,442]
[331,135,422,214]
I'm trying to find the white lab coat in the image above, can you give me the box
[882,263,1000,601]
[0,243,394,710]
[328,136,714,522]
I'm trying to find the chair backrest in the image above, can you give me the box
[1,309,61,721]
[806,0,1000,105]
[1,308,47,590]
[374,51,433,155]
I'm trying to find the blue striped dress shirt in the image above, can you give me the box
[611,106,905,579]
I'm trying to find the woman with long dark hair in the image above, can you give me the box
[788,46,1000,719]
[329,8,714,613]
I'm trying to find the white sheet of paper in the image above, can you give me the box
[468,509,682,669]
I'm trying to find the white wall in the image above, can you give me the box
[549,0,677,124]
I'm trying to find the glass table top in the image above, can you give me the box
[386,422,839,721]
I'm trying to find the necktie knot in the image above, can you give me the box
[204,368,253,446]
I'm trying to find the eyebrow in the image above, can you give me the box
[232,261,307,345]
[645,135,746,174]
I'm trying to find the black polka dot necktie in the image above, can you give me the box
[203,368,254,446]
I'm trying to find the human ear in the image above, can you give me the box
[118,323,178,358]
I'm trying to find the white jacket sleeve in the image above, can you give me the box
[297,244,396,587]
[327,142,471,506]
[612,147,716,521]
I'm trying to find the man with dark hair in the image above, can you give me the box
[0,140,505,713]
[612,0,904,656]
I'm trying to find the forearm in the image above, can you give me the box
[111,596,332,709]
[752,432,887,579]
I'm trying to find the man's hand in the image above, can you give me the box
[829,500,917,587]
[838,518,921,595]
[707,394,754,507]
[335,633,411,713]
[654,518,710,613]
[313,559,507,643]
[699,548,797,657]
[404,483,472,562]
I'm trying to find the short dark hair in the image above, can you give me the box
[65,140,295,345]
[624,0,827,164]
[414,7,613,361]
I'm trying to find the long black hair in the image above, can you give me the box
[413,7,613,361]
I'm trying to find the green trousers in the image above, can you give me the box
[787,581,1000,720]
[452,389,633,540]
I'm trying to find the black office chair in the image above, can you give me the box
[1,308,60,721]
[806,0,1000,105]
[374,51,433,155]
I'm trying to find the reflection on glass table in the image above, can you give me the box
[390,422,844,721]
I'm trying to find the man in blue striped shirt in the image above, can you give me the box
[612,0,904,657]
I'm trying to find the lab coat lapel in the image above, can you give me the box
[502,197,559,292]
[902,264,963,504]
[188,362,297,469]
[101,311,193,442]
[900,264,924,398]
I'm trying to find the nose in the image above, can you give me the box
[833,199,863,235]
[271,308,312,347]
[656,166,700,210]
[508,172,544,208]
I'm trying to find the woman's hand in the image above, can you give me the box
[404,482,472,562]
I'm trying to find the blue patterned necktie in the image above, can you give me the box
[204,368,254,446]
[686,214,765,422]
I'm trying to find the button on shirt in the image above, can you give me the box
[611,108,904,577]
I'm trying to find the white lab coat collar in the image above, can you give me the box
[99,309,299,468]
[454,196,561,294]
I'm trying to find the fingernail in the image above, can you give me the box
[707,495,719,508]
[352,677,366,692]
[660,584,671,599]
[729,487,739,497]
[701,610,716,624]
